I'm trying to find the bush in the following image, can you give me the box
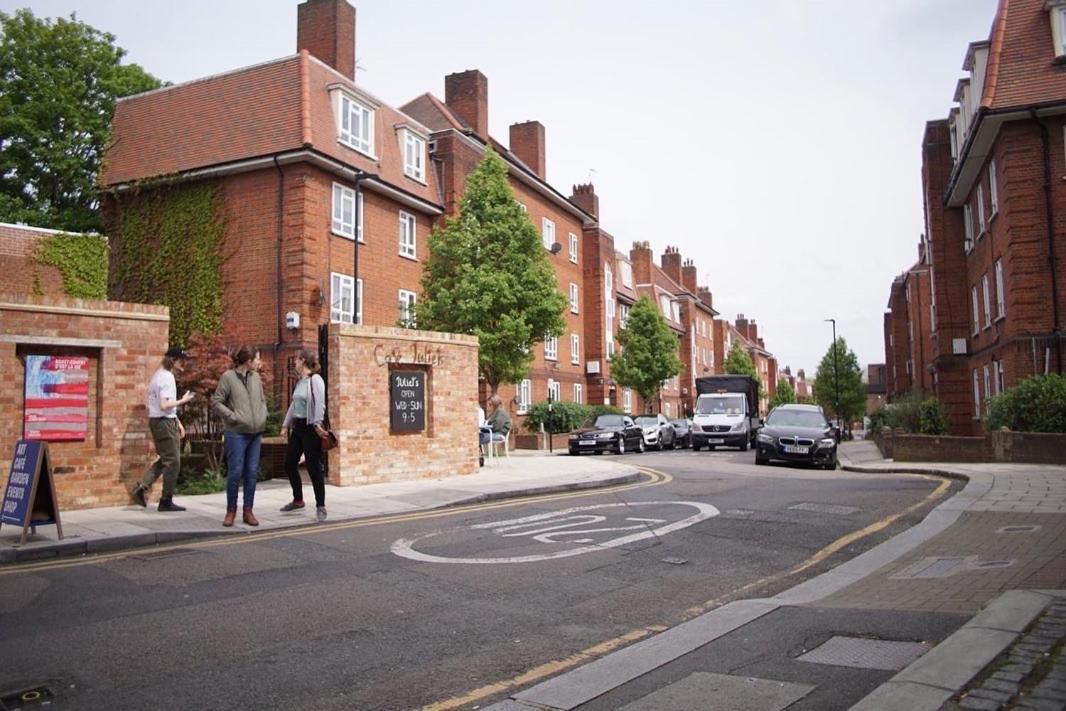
[588,404,623,419]
[985,374,1066,433]
[523,401,590,434]
[871,393,948,435]
[176,463,226,495]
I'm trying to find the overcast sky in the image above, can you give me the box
[5,0,1000,377]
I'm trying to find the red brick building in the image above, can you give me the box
[888,0,1066,434]
[884,242,936,402]
[712,316,778,416]
[0,222,75,297]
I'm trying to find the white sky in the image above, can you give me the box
[5,0,999,376]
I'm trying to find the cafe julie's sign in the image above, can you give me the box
[375,342,446,368]
[390,370,426,433]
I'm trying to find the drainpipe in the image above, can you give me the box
[351,170,376,325]
[1032,110,1063,373]
[273,156,285,403]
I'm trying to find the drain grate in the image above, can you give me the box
[1,685,56,709]
[128,547,201,561]
[788,503,860,515]
[997,525,1041,534]
[796,636,931,671]
[890,555,1016,579]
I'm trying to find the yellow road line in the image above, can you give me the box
[1,468,670,576]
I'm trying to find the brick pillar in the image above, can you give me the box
[445,70,489,138]
[297,0,356,80]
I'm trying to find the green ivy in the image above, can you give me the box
[109,182,224,345]
[34,232,109,299]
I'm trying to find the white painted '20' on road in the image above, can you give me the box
[390,501,719,565]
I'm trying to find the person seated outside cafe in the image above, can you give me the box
[486,395,511,445]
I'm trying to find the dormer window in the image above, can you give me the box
[402,129,426,182]
[336,91,375,157]
[1049,1,1066,57]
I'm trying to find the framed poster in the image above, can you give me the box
[23,355,90,441]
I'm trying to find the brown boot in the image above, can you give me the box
[243,507,259,526]
[223,508,236,527]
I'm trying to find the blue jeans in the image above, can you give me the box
[224,432,262,510]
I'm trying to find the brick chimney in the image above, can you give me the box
[297,0,356,80]
[661,246,682,286]
[735,314,749,339]
[749,320,759,344]
[570,183,598,218]
[697,286,713,311]
[630,241,653,284]
[681,259,698,293]
[445,70,488,138]
[510,121,545,180]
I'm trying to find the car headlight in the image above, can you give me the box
[757,433,773,444]
[569,434,580,440]
[730,421,745,432]
[644,428,657,435]
[596,432,614,440]
[818,438,836,448]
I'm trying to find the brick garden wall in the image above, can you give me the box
[0,294,170,509]
[0,223,70,297]
[327,324,479,484]
[872,428,1066,465]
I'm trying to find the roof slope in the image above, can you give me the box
[983,0,1066,110]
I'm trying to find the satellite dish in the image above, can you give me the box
[550,242,563,255]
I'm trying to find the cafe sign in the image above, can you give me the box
[390,370,426,432]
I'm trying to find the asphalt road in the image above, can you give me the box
[0,448,958,711]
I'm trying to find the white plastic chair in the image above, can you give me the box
[489,427,510,461]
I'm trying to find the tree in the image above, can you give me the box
[611,296,682,412]
[813,337,866,425]
[769,378,796,409]
[417,147,566,395]
[722,343,762,401]
[0,10,161,232]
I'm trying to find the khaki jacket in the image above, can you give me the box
[211,369,268,434]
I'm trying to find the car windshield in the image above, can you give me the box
[696,396,745,415]
[634,416,659,426]
[766,409,827,428]
[587,415,623,428]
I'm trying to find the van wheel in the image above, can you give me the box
[739,438,749,452]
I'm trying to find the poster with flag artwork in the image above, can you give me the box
[23,355,90,441]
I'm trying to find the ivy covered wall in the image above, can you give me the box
[33,232,109,299]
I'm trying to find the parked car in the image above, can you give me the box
[755,404,838,469]
[670,419,692,448]
[568,414,646,455]
[634,414,676,450]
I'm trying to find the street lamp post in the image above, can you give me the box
[825,318,839,434]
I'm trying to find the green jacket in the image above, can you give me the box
[211,368,268,434]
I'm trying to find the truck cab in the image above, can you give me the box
[691,375,761,451]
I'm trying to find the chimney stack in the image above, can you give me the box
[445,70,489,138]
[297,0,357,80]
[681,259,698,293]
[510,121,546,180]
[735,314,749,340]
[697,286,713,311]
[570,183,598,218]
[630,241,653,284]
[661,246,683,285]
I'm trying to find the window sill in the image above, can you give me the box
[404,171,427,186]
[989,210,998,224]
[332,229,364,242]
[398,253,419,262]
[338,138,378,162]
[995,314,1005,323]
[569,257,578,264]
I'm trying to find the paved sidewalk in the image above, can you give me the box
[487,441,1066,711]
[0,451,641,564]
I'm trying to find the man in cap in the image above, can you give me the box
[131,346,195,511]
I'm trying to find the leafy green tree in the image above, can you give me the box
[722,343,762,401]
[986,374,1066,433]
[417,147,566,395]
[611,296,682,412]
[813,337,866,425]
[523,401,590,434]
[769,378,796,409]
[0,10,161,232]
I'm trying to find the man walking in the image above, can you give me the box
[131,346,194,511]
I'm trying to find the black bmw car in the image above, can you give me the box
[755,404,837,469]
[568,414,646,455]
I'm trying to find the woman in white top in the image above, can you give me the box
[280,349,328,521]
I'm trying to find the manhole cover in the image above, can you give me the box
[128,547,201,561]
[997,525,1041,534]
[788,503,860,515]
[1,685,56,709]
[796,636,931,670]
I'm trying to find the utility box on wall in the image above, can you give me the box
[326,324,479,485]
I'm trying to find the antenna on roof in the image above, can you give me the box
[586,168,597,183]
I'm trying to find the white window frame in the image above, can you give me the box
[573,382,583,404]
[982,274,992,329]
[399,211,417,260]
[973,369,981,418]
[542,218,555,250]
[570,334,580,365]
[619,303,629,327]
[623,388,632,413]
[569,282,579,313]
[568,232,578,263]
[402,129,426,182]
[983,365,991,410]
[660,294,671,318]
[976,185,986,235]
[398,289,417,327]
[963,204,974,252]
[518,379,532,414]
[332,183,357,239]
[671,300,680,323]
[995,360,1005,394]
[1052,5,1066,57]
[544,335,558,361]
[619,261,633,288]
[337,92,375,157]
[989,159,999,216]
[971,286,980,335]
[995,259,1005,320]
[330,272,362,325]
[547,378,561,403]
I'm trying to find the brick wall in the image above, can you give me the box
[0,294,169,509]
[327,323,478,483]
[0,223,72,297]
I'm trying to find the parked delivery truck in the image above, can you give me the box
[691,375,761,451]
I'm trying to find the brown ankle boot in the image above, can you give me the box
[223,508,236,527]
[243,507,259,526]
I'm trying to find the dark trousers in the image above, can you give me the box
[143,418,181,496]
[284,418,325,507]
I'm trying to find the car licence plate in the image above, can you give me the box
[783,445,809,454]
[708,438,724,444]
[579,440,596,446]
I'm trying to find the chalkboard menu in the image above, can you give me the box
[1,439,63,544]
[390,370,426,432]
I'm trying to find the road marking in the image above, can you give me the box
[391,501,719,564]
[0,469,670,575]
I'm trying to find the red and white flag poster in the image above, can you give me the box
[23,355,90,441]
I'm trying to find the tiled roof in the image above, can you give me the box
[102,52,441,207]
[983,0,1066,110]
